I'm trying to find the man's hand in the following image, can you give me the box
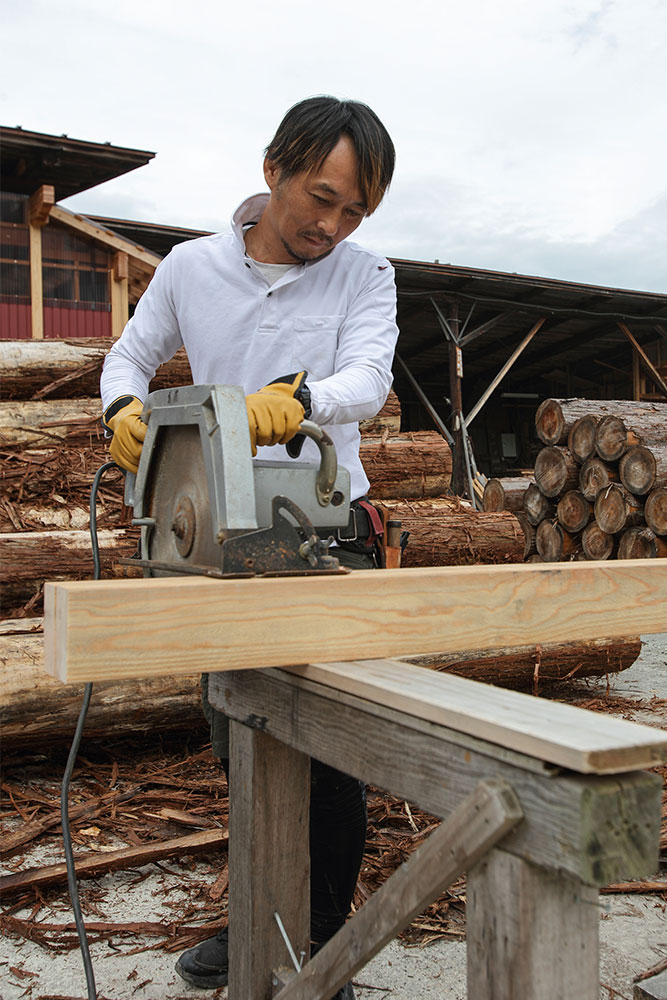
[245,372,308,456]
[103,396,147,473]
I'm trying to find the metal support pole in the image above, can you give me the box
[395,354,454,446]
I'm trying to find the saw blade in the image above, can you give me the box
[144,424,220,572]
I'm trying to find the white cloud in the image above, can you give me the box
[3,0,667,291]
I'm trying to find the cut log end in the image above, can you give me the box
[579,458,618,501]
[581,521,616,561]
[556,491,592,534]
[645,487,667,536]
[534,447,579,499]
[568,415,599,464]
[618,527,667,560]
[619,446,656,496]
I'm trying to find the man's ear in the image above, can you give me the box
[263,156,280,191]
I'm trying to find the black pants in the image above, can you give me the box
[207,543,374,945]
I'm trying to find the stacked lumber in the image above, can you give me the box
[0,339,193,617]
[527,398,667,562]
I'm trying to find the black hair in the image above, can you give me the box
[265,96,395,215]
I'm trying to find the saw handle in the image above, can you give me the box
[298,420,338,507]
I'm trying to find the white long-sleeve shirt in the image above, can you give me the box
[101,194,399,499]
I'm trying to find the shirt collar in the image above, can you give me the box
[231,194,270,251]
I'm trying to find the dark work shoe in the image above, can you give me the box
[332,983,356,1000]
[175,926,228,988]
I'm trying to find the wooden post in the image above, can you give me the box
[228,719,311,1000]
[111,251,129,339]
[467,849,599,1000]
[273,780,523,1000]
[28,185,54,341]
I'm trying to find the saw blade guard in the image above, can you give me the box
[125,384,351,575]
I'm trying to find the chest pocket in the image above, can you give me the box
[293,315,344,381]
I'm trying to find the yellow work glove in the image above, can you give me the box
[245,372,308,456]
[103,395,147,474]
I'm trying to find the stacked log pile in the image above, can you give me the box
[528,398,666,562]
[1,340,194,618]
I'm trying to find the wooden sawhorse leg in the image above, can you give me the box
[467,848,599,1000]
[228,720,311,1000]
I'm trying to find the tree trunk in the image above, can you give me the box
[402,636,642,689]
[534,446,580,498]
[359,390,401,436]
[535,398,666,447]
[1,444,125,512]
[645,487,667,535]
[595,408,667,461]
[581,521,617,560]
[0,621,205,748]
[482,477,531,513]
[362,432,452,499]
[556,491,593,533]
[619,445,667,496]
[522,482,554,525]
[375,497,524,566]
[567,415,599,464]
[0,528,140,615]
[618,527,667,560]
[536,520,580,561]
[594,484,645,534]
[0,399,105,448]
[578,457,618,501]
[0,340,193,401]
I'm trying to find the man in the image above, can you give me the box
[101,96,398,997]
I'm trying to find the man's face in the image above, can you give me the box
[262,136,367,263]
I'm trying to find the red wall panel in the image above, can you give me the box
[0,303,31,338]
[44,305,111,339]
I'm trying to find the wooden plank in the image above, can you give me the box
[228,721,310,1000]
[285,658,667,774]
[43,560,667,685]
[274,780,522,1000]
[29,220,43,340]
[467,848,599,1000]
[49,205,162,268]
[0,829,227,896]
[212,668,662,884]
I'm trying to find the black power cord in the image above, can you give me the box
[61,460,118,1000]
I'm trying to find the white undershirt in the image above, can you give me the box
[243,223,297,286]
[251,258,298,286]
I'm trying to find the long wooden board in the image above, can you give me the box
[283,659,667,773]
[44,561,667,685]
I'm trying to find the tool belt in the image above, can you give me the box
[320,496,384,553]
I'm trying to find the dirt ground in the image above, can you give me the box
[1,633,665,1000]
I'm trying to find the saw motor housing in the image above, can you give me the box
[126,384,352,577]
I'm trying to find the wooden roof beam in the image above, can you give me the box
[49,205,161,269]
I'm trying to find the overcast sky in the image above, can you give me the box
[3,0,666,293]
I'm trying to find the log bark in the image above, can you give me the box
[359,390,401,436]
[0,339,193,401]
[0,622,205,747]
[514,512,537,559]
[535,398,666,447]
[535,520,580,562]
[594,484,645,535]
[595,408,667,462]
[0,399,104,448]
[618,527,667,560]
[579,457,618,501]
[1,443,124,512]
[619,445,667,496]
[0,528,140,614]
[556,491,593,533]
[581,521,617,561]
[0,500,105,532]
[567,415,599,464]
[482,477,531,514]
[402,636,642,689]
[645,487,667,535]
[534,446,580,498]
[362,432,452,499]
[375,498,525,566]
[522,482,554,525]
